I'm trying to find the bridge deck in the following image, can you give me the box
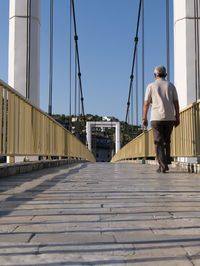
[0,162,199,265]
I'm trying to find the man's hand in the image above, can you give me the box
[143,101,150,128]
[142,118,148,127]
[174,101,180,127]
[175,116,180,127]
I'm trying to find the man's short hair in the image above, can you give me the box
[154,65,167,78]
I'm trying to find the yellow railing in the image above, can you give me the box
[0,80,95,162]
[112,100,200,162]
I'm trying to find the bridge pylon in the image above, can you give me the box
[174,0,200,109]
[8,0,40,107]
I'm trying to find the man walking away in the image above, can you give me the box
[143,65,180,173]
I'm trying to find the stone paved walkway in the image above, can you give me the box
[0,162,200,265]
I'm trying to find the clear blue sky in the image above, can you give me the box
[0,0,174,123]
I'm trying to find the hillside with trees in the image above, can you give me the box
[52,114,142,147]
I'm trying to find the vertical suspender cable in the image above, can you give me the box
[48,0,53,115]
[194,0,197,101]
[131,83,133,125]
[193,0,199,156]
[194,0,200,100]
[78,74,80,116]
[141,0,144,122]
[74,52,79,137]
[194,0,198,101]
[77,68,81,138]
[71,0,85,118]
[196,0,200,99]
[125,0,142,123]
[69,0,72,117]
[196,0,200,157]
[136,49,138,126]
[74,48,77,117]
[166,0,170,81]
[128,107,130,125]
[26,0,31,100]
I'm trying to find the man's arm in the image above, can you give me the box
[143,101,150,127]
[174,100,180,127]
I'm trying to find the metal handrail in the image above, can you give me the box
[0,80,95,162]
[111,100,200,162]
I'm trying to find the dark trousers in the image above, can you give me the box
[151,121,174,170]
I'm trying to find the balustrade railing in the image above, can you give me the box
[111,100,200,162]
[0,80,95,162]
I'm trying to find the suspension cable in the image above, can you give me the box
[71,0,85,118]
[194,0,198,101]
[69,0,72,117]
[74,45,77,117]
[26,0,31,100]
[136,49,138,126]
[196,1,200,99]
[48,0,53,115]
[194,0,200,101]
[78,71,80,116]
[166,0,170,81]
[131,82,133,125]
[141,0,144,122]
[196,0,200,100]
[125,0,142,123]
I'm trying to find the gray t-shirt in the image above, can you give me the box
[145,78,178,121]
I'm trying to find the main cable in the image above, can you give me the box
[71,0,85,118]
[125,0,142,123]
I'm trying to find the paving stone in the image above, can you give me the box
[0,233,32,243]
[0,162,199,265]
[32,232,115,244]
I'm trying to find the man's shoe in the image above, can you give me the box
[156,166,166,173]
[156,167,161,173]
[167,158,172,165]
[165,165,169,171]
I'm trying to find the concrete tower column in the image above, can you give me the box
[115,122,121,154]
[8,0,40,107]
[174,0,200,109]
[86,122,92,152]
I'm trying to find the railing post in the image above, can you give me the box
[193,103,197,157]
[196,102,200,163]
[9,156,15,163]
[0,86,2,154]
[142,130,148,164]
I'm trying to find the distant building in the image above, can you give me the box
[72,117,78,122]
[92,135,114,162]
[102,116,116,122]
[87,115,93,121]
